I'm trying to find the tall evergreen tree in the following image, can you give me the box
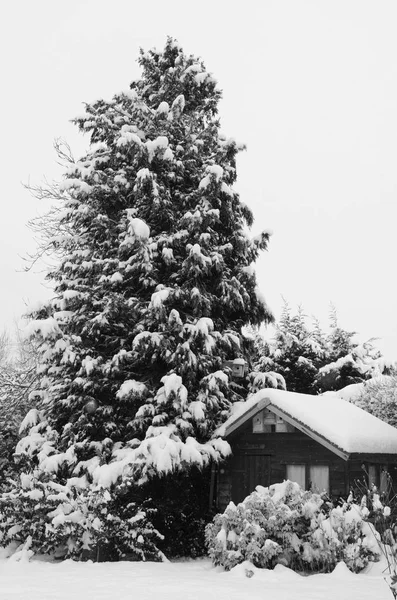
[3,39,273,558]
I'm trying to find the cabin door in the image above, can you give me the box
[230,454,271,504]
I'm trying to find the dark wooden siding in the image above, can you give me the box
[216,422,397,511]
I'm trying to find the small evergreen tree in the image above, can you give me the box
[315,306,390,392]
[253,302,390,394]
[2,38,273,559]
[254,301,327,394]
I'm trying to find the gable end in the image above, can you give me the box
[223,396,350,461]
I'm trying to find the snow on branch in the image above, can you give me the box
[117,380,147,400]
[145,136,169,162]
[126,212,150,241]
[23,318,62,341]
[92,432,231,487]
[149,287,172,309]
[59,179,92,195]
[19,408,42,435]
[199,164,224,189]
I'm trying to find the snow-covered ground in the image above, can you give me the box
[0,556,392,600]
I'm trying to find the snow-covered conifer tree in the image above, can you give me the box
[315,306,392,392]
[253,302,391,395]
[4,39,273,558]
[254,302,326,394]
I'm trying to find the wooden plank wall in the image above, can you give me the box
[216,421,397,511]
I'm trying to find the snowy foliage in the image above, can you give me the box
[247,371,286,393]
[206,481,381,573]
[252,303,392,394]
[0,329,39,485]
[2,38,273,559]
[0,473,163,561]
[346,375,397,427]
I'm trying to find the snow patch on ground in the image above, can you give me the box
[0,557,391,600]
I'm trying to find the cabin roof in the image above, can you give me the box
[215,388,397,458]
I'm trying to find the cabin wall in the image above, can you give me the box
[216,423,397,511]
[347,454,397,495]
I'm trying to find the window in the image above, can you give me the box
[286,465,306,489]
[367,464,389,494]
[380,469,389,495]
[368,465,377,488]
[310,465,329,494]
[286,464,330,493]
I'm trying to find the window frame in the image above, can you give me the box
[285,463,331,494]
[364,463,390,495]
[286,464,306,489]
[309,465,330,494]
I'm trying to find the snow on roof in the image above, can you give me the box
[322,383,365,402]
[215,388,397,456]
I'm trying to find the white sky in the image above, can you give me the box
[1,0,397,358]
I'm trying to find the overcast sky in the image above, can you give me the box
[2,0,397,358]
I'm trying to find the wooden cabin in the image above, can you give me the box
[214,389,397,510]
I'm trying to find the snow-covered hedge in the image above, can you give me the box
[205,481,381,573]
[0,472,164,561]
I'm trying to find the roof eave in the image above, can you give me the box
[223,397,269,437]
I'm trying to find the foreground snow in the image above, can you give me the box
[0,556,392,600]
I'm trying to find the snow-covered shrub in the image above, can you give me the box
[349,481,397,595]
[310,500,381,573]
[206,481,321,570]
[0,472,164,561]
[353,375,397,428]
[206,481,381,573]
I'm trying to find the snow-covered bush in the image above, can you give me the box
[206,481,381,573]
[353,376,397,428]
[348,479,397,594]
[0,471,164,561]
[311,499,381,573]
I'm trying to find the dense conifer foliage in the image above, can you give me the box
[0,39,273,559]
[254,303,390,394]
